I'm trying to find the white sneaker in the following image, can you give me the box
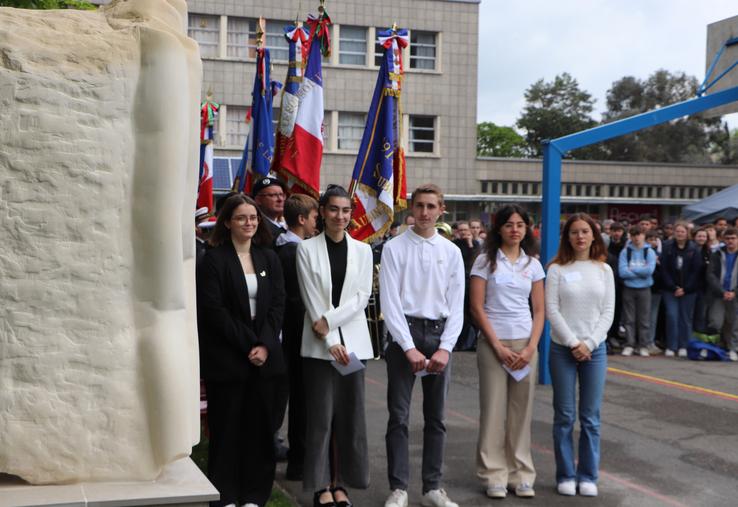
[515,483,535,498]
[557,480,576,496]
[729,350,738,362]
[638,347,650,357]
[421,489,458,507]
[621,346,634,356]
[678,348,688,358]
[700,349,709,359]
[385,489,408,507]
[578,481,598,496]
[485,485,507,499]
[242,504,258,507]
[665,349,675,357]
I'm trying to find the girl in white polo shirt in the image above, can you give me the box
[469,205,545,499]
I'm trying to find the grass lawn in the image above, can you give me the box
[192,428,295,507]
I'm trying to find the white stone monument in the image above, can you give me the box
[0,0,202,485]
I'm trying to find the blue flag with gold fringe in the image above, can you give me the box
[349,27,408,242]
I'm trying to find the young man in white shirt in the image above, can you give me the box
[380,184,466,507]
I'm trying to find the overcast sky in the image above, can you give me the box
[477,0,738,129]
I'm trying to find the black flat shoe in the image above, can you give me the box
[313,488,335,507]
[331,486,352,507]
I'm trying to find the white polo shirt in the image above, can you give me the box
[470,249,545,340]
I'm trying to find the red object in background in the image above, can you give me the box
[607,204,661,224]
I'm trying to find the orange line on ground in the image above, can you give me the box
[608,367,738,403]
[365,372,691,507]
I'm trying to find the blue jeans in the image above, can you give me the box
[661,291,697,351]
[550,342,607,484]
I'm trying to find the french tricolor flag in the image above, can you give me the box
[281,18,325,195]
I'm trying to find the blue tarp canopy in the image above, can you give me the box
[682,183,738,223]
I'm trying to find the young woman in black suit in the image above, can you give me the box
[197,194,286,507]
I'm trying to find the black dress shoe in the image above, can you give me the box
[313,488,335,507]
[331,486,352,507]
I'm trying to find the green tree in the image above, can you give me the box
[516,72,603,159]
[0,0,95,9]
[602,69,728,163]
[476,122,528,157]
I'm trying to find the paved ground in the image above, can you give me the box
[276,351,738,506]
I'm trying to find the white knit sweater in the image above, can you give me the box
[545,260,615,351]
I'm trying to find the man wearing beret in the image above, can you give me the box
[253,177,288,245]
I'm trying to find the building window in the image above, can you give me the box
[340,25,367,65]
[266,20,290,62]
[410,30,436,70]
[189,14,220,58]
[227,106,249,147]
[409,115,435,153]
[374,27,384,66]
[227,17,256,59]
[338,112,366,150]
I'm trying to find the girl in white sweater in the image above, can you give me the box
[545,214,614,498]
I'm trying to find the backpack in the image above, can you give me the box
[626,245,650,264]
[686,339,729,361]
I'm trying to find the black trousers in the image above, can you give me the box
[286,348,306,471]
[205,378,277,507]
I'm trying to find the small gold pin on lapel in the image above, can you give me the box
[259,270,266,277]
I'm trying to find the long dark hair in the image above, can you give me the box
[549,213,607,266]
[208,194,273,247]
[483,205,537,273]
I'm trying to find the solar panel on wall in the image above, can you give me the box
[212,158,232,190]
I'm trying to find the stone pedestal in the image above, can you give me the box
[0,458,218,507]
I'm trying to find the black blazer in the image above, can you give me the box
[277,241,304,358]
[197,240,286,381]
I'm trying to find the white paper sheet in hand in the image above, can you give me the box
[331,352,366,376]
[502,364,531,382]
[416,359,439,377]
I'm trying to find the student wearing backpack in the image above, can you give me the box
[618,225,657,357]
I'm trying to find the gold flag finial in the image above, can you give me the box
[256,17,266,48]
[391,22,398,33]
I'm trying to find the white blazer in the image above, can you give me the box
[296,232,374,360]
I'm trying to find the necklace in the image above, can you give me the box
[237,252,250,258]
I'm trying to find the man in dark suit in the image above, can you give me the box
[275,194,319,480]
[252,177,288,244]
[452,221,482,351]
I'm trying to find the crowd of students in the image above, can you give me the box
[193,178,736,507]
[599,216,738,361]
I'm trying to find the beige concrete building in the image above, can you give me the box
[91,0,738,224]
[184,0,480,200]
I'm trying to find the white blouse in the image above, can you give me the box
[244,273,257,319]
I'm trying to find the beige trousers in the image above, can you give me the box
[476,337,537,487]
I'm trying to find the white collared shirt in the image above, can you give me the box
[265,215,287,231]
[379,227,465,352]
[470,249,545,339]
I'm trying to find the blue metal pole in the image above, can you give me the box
[538,141,562,385]
[552,85,738,153]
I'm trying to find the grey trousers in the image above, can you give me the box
[708,297,738,351]
[622,287,652,348]
[385,318,451,494]
[302,358,369,492]
[648,291,661,346]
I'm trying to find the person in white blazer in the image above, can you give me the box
[296,185,373,507]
